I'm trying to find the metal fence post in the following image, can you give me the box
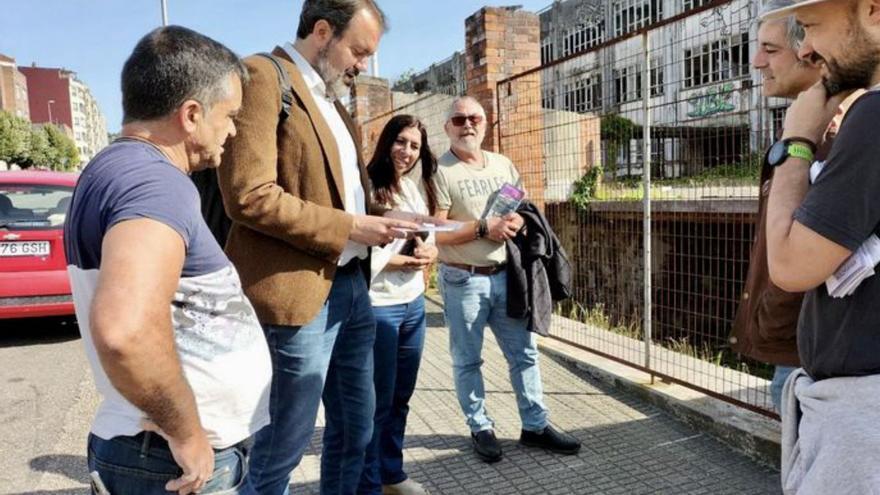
[641,31,653,377]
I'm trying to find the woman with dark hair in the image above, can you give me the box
[359,115,439,495]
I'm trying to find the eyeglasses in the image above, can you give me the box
[450,114,484,127]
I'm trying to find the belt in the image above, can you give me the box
[445,262,506,275]
[131,431,252,455]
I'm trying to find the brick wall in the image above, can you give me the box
[20,66,72,128]
[352,5,545,203]
[467,6,543,205]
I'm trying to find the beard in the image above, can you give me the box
[316,43,359,101]
[819,22,880,95]
[453,133,483,153]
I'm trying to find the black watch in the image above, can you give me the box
[767,138,816,167]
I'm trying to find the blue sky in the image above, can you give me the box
[1,0,551,132]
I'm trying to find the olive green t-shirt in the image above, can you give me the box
[434,149,521,266]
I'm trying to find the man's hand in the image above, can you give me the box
[486,213,523,242]
[505,212,524,231]
[782,83,853,144]
[413,237,438,263]
[350,215,419,246]
[142,420,214,495]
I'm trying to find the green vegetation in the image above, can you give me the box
[570,116,762,209]
[570,165,604,208]
[569,153,762,207]
[0,111,80,171]
[555,301,770,379]
[657,152,762,186]
[563,301,641,340]
[600,115,637,180]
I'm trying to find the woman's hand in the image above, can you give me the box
[413,237,438,263]
[386,254,432,272]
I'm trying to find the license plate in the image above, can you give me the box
[0,241,51,257]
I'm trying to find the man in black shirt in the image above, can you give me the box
[763,0,880,492]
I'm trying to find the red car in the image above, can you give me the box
[0,171,78,319]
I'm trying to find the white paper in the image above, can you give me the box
[412,222,463,233]
[826,234,880,298]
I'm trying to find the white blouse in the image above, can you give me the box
[369,167,435,307]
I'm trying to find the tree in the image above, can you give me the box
[0,111,33,166]
[43,124,80,171]
[0,110,81,170]
[24,126,52,168]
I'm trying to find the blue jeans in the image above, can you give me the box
[438,264,548,433]
[358,296,427,494]
[87,432,253,494]
[248,267,377,495]
[771,365,797,415]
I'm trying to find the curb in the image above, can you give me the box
[537,338,781,470]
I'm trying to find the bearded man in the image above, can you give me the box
[762,0,880,491]
[215,1,427,493]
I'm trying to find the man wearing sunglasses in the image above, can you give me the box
[433,96,581,464]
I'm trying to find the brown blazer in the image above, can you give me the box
[729,137,833,366]
[729,170,803,366]
[218,47,379,326]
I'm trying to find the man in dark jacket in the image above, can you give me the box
[729,0,821,413]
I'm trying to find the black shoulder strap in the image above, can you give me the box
[191,53,295,248]
[255,52,293,122]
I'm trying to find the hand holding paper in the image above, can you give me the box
[825,234,880,298]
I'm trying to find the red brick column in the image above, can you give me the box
[466,6,544,206]
[350,75,392,162]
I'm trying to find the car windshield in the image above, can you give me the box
[0,183,74,229]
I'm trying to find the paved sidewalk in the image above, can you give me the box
[291,298,781,494]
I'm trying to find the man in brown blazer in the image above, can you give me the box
[216,1,426,493]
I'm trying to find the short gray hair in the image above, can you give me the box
[759,0,805,50]
[446,96,486,121]
[121,26,247,124]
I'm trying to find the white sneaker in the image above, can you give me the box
[382,478,430,495]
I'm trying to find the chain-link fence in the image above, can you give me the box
[499,0,781,417]
[357,0,783,418]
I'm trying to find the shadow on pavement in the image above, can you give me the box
[0,316,79,348]
[292,422,782,495]
[29,454,90,486]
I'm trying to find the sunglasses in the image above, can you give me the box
[450,114,484,127]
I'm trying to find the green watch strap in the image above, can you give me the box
[788,142,814,163]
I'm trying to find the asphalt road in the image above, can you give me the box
[0,317,96,495]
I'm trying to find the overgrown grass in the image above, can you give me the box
[555,301,764,377]
[572,158,762,205]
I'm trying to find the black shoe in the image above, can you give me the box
[519,425,581,455]
[471,430,503,463]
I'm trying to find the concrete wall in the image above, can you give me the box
[358,91,456,165]
[542,109,602,202]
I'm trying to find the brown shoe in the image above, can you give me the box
[382,478,430,495]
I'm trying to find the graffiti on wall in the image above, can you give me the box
[686,82,737,118]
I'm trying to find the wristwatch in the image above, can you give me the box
[767,138,816,167]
